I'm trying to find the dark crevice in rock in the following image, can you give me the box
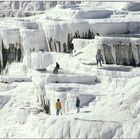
[102,42,139,66]
[103,44,114,64]
[47,29,95,53]
[0,40,22,74]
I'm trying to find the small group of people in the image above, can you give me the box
[53,62,60,74]
[55,97,80,116]
[96,49,104,67]
[52,49,103,116]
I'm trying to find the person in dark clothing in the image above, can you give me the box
[56,62,60,69]
[96,50,104,67]
[76,97,80,113]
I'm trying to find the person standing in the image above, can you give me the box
[96,50,103,67]
[55,99,62,116]
[76,97,80,113]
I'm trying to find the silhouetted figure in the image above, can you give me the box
[55,99,62,116]
[56,62,60,69]
[76,97,80,113]
[96,50,103,67]
[53,62,60,74]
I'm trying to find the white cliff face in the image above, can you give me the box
[1,63,139,138]
[0,1,57,17]
[41,117,123,138]
[0,1,140,139]
[94,37,140,65]
[20,29,48,55]
[0,29,20,49]
[0,2,140,73]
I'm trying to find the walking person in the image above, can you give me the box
[96,50,103,67]
[55,99,62,116]
[76,97,80,113]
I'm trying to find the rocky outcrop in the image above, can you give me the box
[96,37,140,66]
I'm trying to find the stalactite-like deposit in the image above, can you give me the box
[0,41,22,74]
[47,30,95,53]
[97,37,140,66]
